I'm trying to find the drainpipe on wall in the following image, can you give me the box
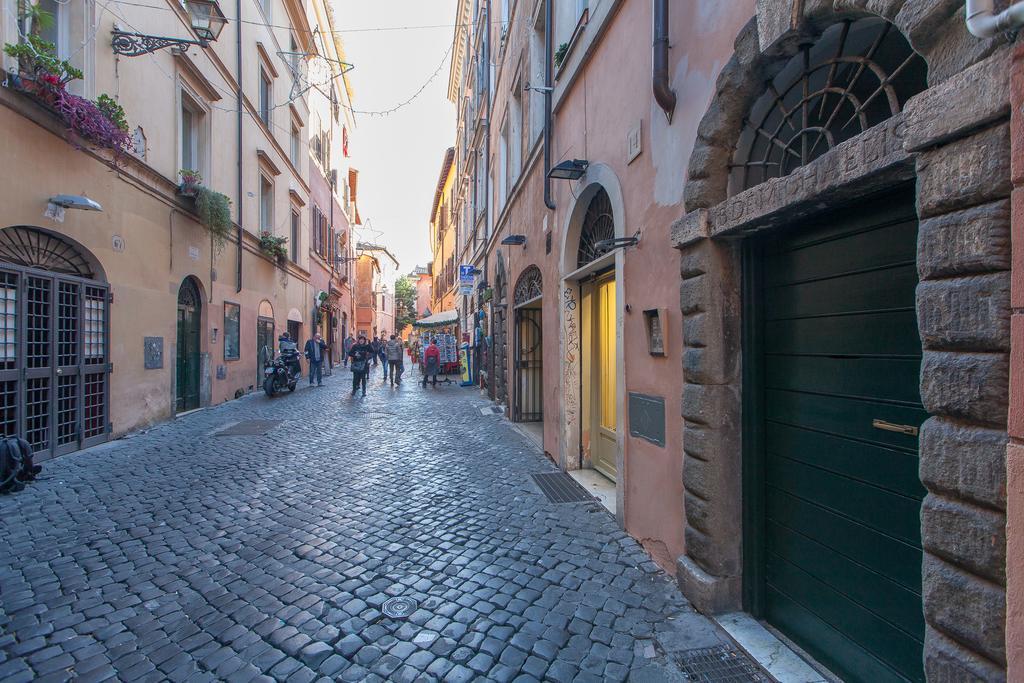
[235,0,243,293]
[966,0,1024,37]
[543,0,555,210]
[653,0,676,123]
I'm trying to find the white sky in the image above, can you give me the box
[336,0,458,281]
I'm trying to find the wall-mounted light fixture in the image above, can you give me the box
[501,234,527,246]
[112,0,227,56]
[594,235,639,252]
[547,159,589,181]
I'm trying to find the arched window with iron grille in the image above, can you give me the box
[730,17,927,195]
[577,188,615,269]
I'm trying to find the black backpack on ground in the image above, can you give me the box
[0,437,40,494]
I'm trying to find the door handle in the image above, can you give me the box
[872,419,918,436]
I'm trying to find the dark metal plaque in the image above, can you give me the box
[628,393,665,447]
[144,336,163,369]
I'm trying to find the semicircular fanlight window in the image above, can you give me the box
[0,227,95,279]
[730,17,927,195]
[577,188,615,269]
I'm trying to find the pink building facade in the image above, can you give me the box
[447,0,1022,680]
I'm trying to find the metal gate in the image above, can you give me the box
[175,279,202,413]
[514,307,543,422]
[0,263,110,460]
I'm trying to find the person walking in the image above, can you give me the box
[347,335,373,397]
[370,336,382,371]
[385,334,404,386]
[304,333,327,387]
[422,337,441,388]
[377,331,390,382]
[343,334,355,368]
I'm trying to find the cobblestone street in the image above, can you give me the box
[0,364,730,682]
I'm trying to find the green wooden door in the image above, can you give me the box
[175,279,201,413]
[748,190,926,682]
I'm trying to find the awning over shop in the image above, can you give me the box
[412,309,458,328]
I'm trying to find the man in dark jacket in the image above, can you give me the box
[304,333,327,387]
[347,335,374,397]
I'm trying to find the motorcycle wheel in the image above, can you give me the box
[264,377,276,397]
[288,381,297,392]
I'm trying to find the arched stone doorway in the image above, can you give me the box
[558,163,627,522]
[175,277,203,413]
[674,3,1012,680]
[512,265,543,425]
[0,226,110,459]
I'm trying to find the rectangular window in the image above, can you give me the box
[290,210,299,261]
[33,0,68,58]
[499,117,509,206]
[288,34,299,80]
[311,205,321,253]
[290,123,300,168]
[259,175,273,232]
[224,302,240,360]
[259,68,272,127]
[179,90,206,178]
[258,0,271,20]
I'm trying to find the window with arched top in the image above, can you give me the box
[577,188,615,269]
[514,265,543,306]
[258,300,274,319]
[0,227,99,280]
[730,17,927,195]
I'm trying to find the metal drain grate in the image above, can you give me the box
[381,596,418,619]
[675,645,774,682]
[214,420,283,436]
[366,412,394,420]
[479,406,503,415]
[531,472,595,504]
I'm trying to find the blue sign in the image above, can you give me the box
[459,265,475,281]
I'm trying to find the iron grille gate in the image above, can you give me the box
[514,306,543,422]
[0,263,110,460]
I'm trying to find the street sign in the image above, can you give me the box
[459,264,475,296]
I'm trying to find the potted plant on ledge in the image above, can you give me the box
[4,34,133,156]
[178,169,203,197]
[259,232,289,266]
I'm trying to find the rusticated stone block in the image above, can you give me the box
[923,553,1006,665]
[683,453,713,501]
[921,493,1006,584]
[683,345,740,387]
[917,200,1010,279]
[683,422,740,465]
[925,626,1007,682]
[917,123,1011,219]
[676,554,741,615]
[920,351,1009,426]
[756,0,796,52]
[919,417,1007,509]
[893,0,962,54]
[683,518,741,578]
[904,50,1011,152]
[917,274,1011,352]
[682,383,741,431]
[671,209,709,249]
[831,0,906,22]
[923,9,1006,86]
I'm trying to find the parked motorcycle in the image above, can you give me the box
[262,346,299,397]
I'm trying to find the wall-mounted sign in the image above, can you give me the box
[188,245,200,261]
[459,264,475,296]
[112,235,126,252]
[643,308,666,356]
[144,336,163,369]
[628,393,665,447]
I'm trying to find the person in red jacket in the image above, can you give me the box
[422,337,441,388]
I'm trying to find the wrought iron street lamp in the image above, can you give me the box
[112,0,227,57]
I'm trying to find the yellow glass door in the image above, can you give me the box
[592,275,617,480]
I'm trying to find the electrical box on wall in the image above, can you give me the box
[627,121,642,164]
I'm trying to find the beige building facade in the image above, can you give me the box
[0,0,359,452]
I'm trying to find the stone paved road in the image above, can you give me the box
[0,362,729,682]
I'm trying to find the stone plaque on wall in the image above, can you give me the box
[144,337,163,369]
[628,393,666,447]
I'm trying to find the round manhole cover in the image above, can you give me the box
[382,596,418,619]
